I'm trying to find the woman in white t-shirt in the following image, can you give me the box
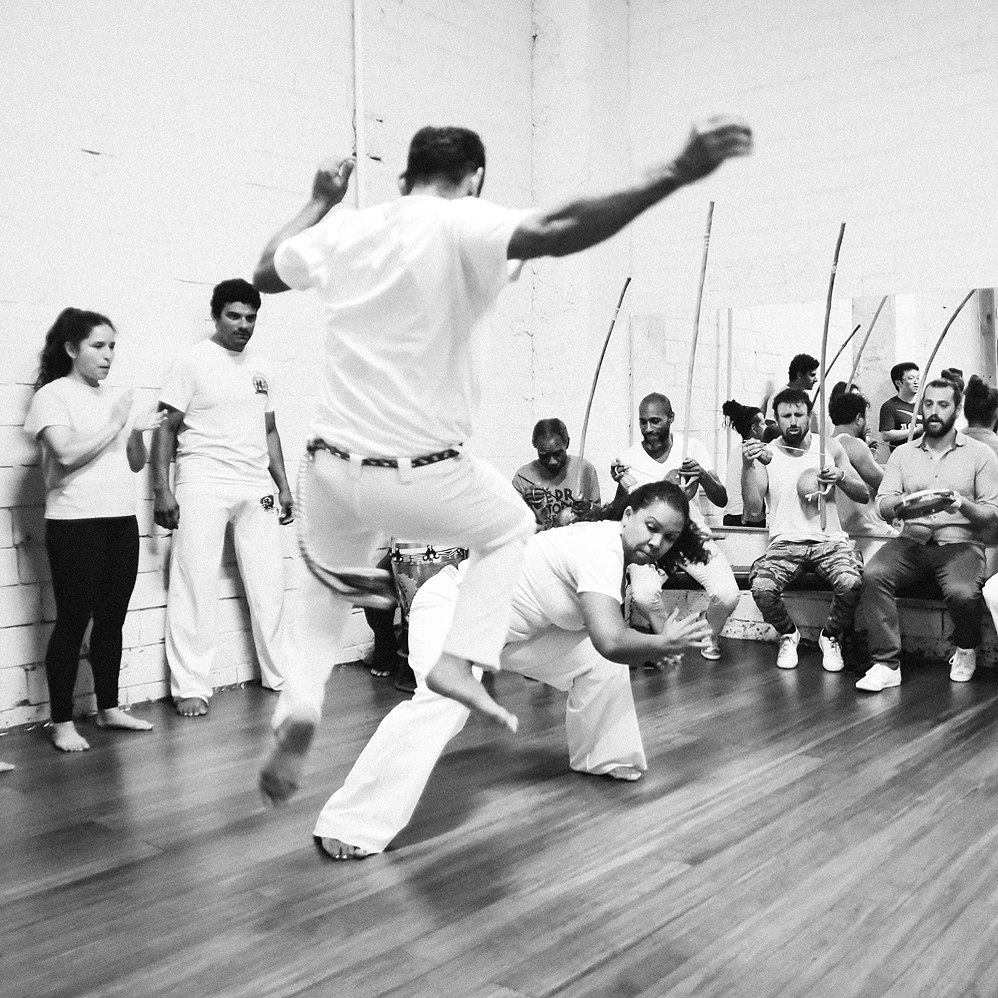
[308,480,713,858]
[24,308,163,752]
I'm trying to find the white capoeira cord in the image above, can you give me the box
[294,448,397,611]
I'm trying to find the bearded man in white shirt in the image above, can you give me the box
[610,393,739,660]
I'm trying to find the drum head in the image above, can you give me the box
[896,488,953,517]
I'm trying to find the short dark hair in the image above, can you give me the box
[773,387,813,414]
[639,392,673,415]
[788,353,819,381]
[924,378,963,409]
[964,375,998,428]
[532,418,568,447]
[890,362,918,388]
[402,126,486,190]
[828,390,869,426]
[210,278,261,319]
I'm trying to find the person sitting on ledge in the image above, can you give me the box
[858,378,998,691]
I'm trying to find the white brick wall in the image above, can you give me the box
[2,0,996,726]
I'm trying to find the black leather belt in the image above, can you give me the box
[307,438,460,469]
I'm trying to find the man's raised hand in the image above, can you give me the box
[671,116,753,187]
[312,156,356,205]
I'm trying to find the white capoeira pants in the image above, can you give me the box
[166,479,287,701]
[628,539,739,637]
[273,447,535,728]
[312,565,646,853]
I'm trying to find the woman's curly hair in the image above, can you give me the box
[575,479,709,572]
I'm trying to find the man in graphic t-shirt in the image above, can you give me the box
[152,279,293,717]
[512,418,601,529]
[879,362,922,451]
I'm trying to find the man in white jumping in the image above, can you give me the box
[252,118,752,805]
[153,279,293,717]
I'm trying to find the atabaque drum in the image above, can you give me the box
[389,543,468,620]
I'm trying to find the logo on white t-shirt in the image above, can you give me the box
[252,374,269,396]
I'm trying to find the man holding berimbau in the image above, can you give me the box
[857,379,998,691]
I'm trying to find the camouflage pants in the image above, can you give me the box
[750,538,863,637]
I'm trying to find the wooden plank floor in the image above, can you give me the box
[3,640,998,998]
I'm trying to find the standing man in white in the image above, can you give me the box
[252,118,752,805]
[152,279,294,717]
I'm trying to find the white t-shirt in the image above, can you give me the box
[159,339,275,487]
[274,195,529,457]
[617,434,713,532]
[509,519,625,636]
[24,378,136,519]
[765,437,846,542]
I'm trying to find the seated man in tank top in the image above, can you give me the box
[828,389,895,536]
[742,388,870,671]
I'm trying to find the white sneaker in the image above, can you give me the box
[701,635,722,660]
[856,663,901,691]
[776,630,800,669]
[949,648,977,683]
[818,631,845,673]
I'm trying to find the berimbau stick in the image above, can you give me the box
[681,201,715,461]
[819,222,846,529]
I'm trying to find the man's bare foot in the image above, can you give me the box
[51,721,90,752]
[96,707,154,731]
[260,712,317,806]
[175,697,208,717]
[315,836,371,861]
[0,761,14,773]
[425,654,518,733]
[605,765,643,782]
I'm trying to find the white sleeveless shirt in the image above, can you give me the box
[766,436,846,542]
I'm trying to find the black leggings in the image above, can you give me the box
[44,516,139,723]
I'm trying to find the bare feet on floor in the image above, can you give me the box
[259,712,317,807]
[175,697,209,717]
[0,761,14,773]
[425,655,518,733]
[51,721,89,752]
[316,836,371,861]
[605,766,643,782]
[96,707,154,731]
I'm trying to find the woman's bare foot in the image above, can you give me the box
[96,707,153,731]
[425,654,518,733]
[175,697,209,717]
[316,836,371,861]
[51,721,89,752]
[260,710,317,806]
[0,761,14,773]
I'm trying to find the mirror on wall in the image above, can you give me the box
[626,289,996,538]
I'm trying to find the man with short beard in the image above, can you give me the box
[742,388,869,672]
[611,392,738,660]
[857,379,998,691]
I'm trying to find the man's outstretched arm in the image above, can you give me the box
[254,156,356,293]
[507,116,751,261]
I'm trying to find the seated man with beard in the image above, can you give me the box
[857,379,998,691]
[742,388,869,672]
